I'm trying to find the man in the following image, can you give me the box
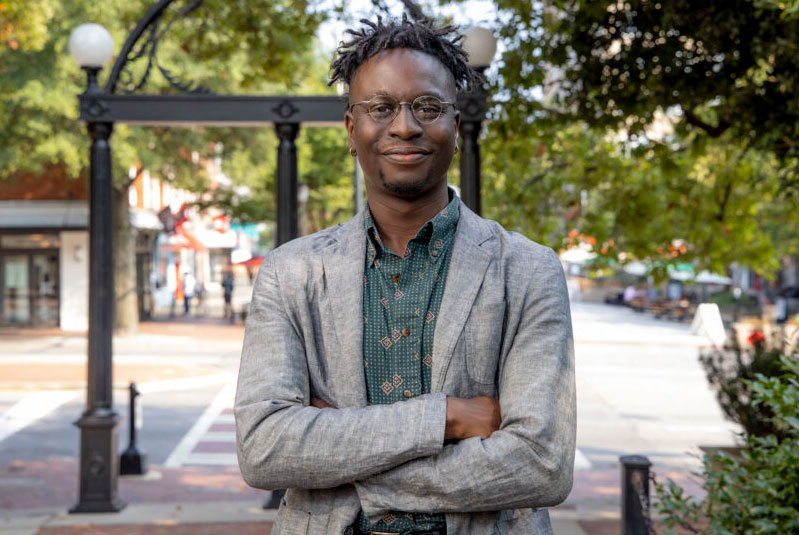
[182,271,196,315]
[235,16,575,535]
[222,270,235,319]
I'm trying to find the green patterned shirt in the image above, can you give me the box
[356,194,459,533]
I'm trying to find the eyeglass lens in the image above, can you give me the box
[367,96,447,123]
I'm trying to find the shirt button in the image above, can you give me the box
[403,390,412,399]
[402,328,410,336]
[393,274,400,284]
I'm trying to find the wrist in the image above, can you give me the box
[444,396,462,440]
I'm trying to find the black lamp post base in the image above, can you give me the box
[69,499,127,514]
[72,410,125,514]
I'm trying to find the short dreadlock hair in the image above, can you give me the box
[329,15,478,92]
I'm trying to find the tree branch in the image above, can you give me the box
[716,141,752,222]
[683,107,730,138]
[522,162,571,189]
[716,179,734,222]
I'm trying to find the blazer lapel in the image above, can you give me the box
[322,214,368,407]
[431,203,493,392]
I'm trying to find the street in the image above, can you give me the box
[0,301,736,530]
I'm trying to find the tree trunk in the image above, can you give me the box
[113,185,139,335]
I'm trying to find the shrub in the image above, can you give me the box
[655,354,799,534]
[699,330,786,440]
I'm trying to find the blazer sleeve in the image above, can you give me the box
[235,255,448,490]
[353,247,576,518]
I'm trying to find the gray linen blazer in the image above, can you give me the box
[235,201,576,535]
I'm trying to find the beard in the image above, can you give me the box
[378,169,438,199]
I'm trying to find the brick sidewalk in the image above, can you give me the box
[0,458,262,511]
[0,361,224,390]
[36,524,273,535]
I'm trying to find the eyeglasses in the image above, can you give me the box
[348,95,456,124]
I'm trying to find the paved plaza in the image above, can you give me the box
[0,301,734,534]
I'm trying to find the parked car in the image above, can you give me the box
[777,286,799,322]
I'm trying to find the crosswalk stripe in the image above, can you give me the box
[0,391,77,444]
[163,380,236,468]
[574,448,592,470]
[215,413,235,424]
[201,431,237,442]
[182,453,239,466]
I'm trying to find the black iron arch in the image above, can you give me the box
[72,0,489,514]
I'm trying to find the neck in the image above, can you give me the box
[366,185,449,255]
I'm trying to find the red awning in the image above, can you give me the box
[160,225,207,252]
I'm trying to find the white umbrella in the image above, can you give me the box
[560,248,597,264]
[622,261,648,276]
[694,270,732,285]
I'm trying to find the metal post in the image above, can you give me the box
[275,123,300,246]
[71,66,125,513]
[457,71,489,216]
[458,120,483,215]
[263,488,286,510]
[120,382,147,475]
[620,455,653,535]
[267,122,299,505]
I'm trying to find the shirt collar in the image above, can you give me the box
[364,189,460,267]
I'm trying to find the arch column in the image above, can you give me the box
[72,117,125,513]
[458,120,482,216]
[275,123,300,245]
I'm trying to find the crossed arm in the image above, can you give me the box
[235,250,575,516]
[311,395,501,441]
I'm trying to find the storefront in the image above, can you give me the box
[1,233,61,327]
[0,200,89,330]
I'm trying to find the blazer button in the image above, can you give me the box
[402,328,410,336]
[344,527,354,535]
[403,390,412,399]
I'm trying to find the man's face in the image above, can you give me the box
[345,48,460,200]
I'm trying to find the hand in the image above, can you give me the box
[311,397,335,409]
[445,396,501,440]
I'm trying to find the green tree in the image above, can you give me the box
[469,0,799,275]
[1,0,333,332]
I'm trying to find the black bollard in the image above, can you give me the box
[620,455,652,535]
[263,488,286,509]
[120,382,148,475]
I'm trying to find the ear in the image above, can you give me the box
[345,110,356,149]
[453,109,461,150]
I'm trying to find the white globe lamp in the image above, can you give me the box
[462,26,497,70]
[69,23,114,68]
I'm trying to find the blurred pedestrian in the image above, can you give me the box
[222,271,234,319]
[623,284,638,304]
[182,271,196,315]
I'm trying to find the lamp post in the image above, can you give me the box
[458,26,497,216]
[68,23,125,513]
